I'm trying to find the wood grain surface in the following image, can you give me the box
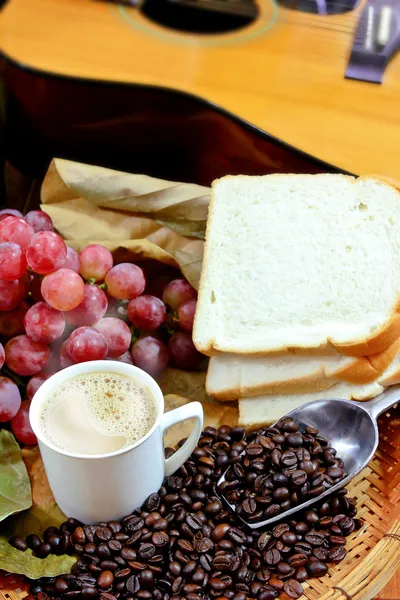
[378,573,400,599]
[1,0,400,179]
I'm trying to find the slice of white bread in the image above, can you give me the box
[238,349,400,428]
[206,338,400,400]
[193,174,400,357]
[238,382,384,429]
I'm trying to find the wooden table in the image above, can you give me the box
[378,574,400,599]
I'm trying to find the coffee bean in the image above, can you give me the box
[139,569,154,589]
[304,533,325,546]
[183,560,197,577]
[34,543,51,559]
[340,517,355,535]
[283,578,303,599]
[287,433,303,447]
[288,553,308,568]
[307,560,328,577]
[264,504,281,518]
[124,516,144,533]
[281,531,297,546]
[294,522,309,535]
[100,561,118,572]
[228,527,247,545]
[313,547,328,561]
[291,470,307,487]
[329,545,347,562]
[126,575,140,594]
[293,542,313,556]
[257,532,272,550]
[272,487,290,501]
[271,449,282,467]
[96,528,112,542]
[280,419,299,433]
[97,571,114,590]
[281,451,297,467]
[26,534,42,552]
[120,547,136,561]
[152,518,168,531]
[263,549,281,565]
[74,528,86,545]
[152,531,169,547]
[212,524,231,542]
[304,510,320,524]
[9,536,28,552]
[272,523,289,538]
[246,443,263,456]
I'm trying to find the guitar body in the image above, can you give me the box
[0,0,400,183]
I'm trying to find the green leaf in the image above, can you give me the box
[0,539,75,579]
[0,430,32,521]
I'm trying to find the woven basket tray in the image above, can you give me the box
[1,406,400,600]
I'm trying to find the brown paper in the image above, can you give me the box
[40,159,210,288]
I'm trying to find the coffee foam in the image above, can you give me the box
[39,372,157,455]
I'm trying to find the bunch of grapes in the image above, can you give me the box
[0,208,203,446]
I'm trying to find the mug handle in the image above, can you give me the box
[160,401,204,477]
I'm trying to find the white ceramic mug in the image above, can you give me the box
[29,360,204,524]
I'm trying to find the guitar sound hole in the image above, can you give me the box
[140,0,258,34]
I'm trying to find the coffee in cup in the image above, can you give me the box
[38,372,157,456]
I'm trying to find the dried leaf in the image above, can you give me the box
[0,430,32,522]
[0,540,75,579]
[40,159,207,288]
[42,159,210,221]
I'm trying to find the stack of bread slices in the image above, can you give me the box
[193,173,400,428]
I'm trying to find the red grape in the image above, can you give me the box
[0,278,27,311]
[11,399,37,445]
[66,327,108,363]
[0,216,34,250]
[80,244,113,281]
[27,373,53,399]
[0,301,29,337]
[59,340,73,369]
[25,210,54,233]
[127,295,166,330]
[24,302,65,344]
[112,350,133,365]
[41,269,85,311]
[105,263,146,299]
[65,284,107,326]
[5,335,50,376]
[168,331,202,369]
[163,279,197,309]
[93,317,131,358]
[0,376,21,422]
[177,299,197,332]
[30,272,44,303]
[145,274,176,300]
[0,242,27,281]
[26,231,67,274]
[0,208,23,221]
[0,342,4,369]
[62,246,80,273]
[130,336,169,375]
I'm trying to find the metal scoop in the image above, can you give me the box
[217,386,400,529]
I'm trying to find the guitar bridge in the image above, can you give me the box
[346,0,400,83]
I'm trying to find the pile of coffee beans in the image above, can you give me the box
[11,423,360,600]
[219,418,348,523]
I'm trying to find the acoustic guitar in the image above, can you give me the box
[0,0,400,186]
